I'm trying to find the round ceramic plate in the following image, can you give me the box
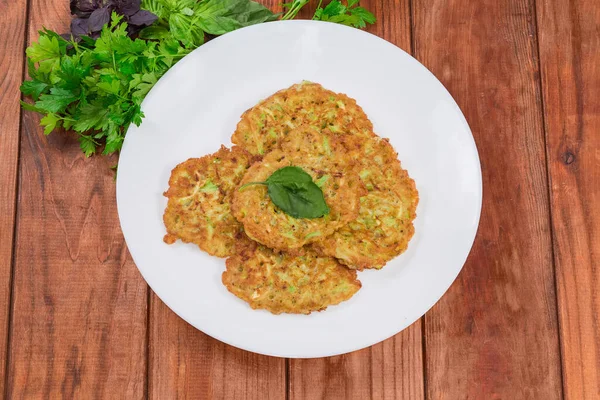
[117,20,482,358]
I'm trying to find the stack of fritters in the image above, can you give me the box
[163,82,419,314]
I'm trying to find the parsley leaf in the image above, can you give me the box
[21,2,375,160]
[103,127,124,155]
[20,80,48,100]
[21,13,192,157]
[72,102,109,132]
[40,113,61,135]
[78,134,98,157]
[313,0,376,28]
[35,87,79,113]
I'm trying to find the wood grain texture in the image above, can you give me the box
[289,2,425,399]
[6,0,148,397]
[289,321,424,400]
[536,0,600,398]
[147,2,286,399]
[412,0,563,398]
[0,0,28,395]
[149,297,285,399]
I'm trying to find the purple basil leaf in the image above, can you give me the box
[128,10,158,26]
[114,0,141,16]
[60,32,75,41]
[70,0,98,17]
[71,17,90,35]
[88,6,112,32]
[126,25,142,37]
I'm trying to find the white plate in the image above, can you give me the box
[117,20,482,358]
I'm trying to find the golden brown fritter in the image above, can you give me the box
[223,242,361,314]
[231,130,365,251]
[163,146,258,257]
[278,124,343,158]
[312,136,419,270]
[231,81,375,156]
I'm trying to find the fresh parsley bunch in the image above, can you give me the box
[21,14,191,156]
[20,0,375,158]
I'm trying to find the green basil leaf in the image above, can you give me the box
[169,13,194,45]
[194,0,278,35]
[181,7,194,16]
[266,166,313,185]
[138,25,171,40]
[195,15,242,35]
[238,166,329,218]
[268,181,329,219]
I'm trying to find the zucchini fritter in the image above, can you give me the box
[232,133,365,251]
[231,81,375,155]
[223,243,361,314]
[163,146,258,257]
[313,136,419,270]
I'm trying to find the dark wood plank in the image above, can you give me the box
[412,0,563,398]
[536,0,600,397]
[290,321,423,399]
[0,0,28,395]
[149,297,285,399]
[289,2,424,399]
[6,0,148,397]
[148,2,287,398]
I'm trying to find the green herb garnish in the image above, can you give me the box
[140,0,278,45]
[313,0,375,28]
[240,166,330,219]
[20,1,376,159]
[282,0,376,28]
[21,14,192,156]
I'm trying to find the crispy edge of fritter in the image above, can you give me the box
[222,241,362,315]
[231,147,365,252]
[162,145,259,257]
[231,81,375,155]
[312,136,419,270]
[313,177,418,270]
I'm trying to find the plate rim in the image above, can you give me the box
[116,19,483,358]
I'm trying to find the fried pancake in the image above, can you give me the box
[313,136,419,270]
[163,146,258,257]
[232,130,365,251]
[223,242,361,314]
[231,81,375,155]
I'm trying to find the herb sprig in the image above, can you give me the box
[313,0,375,28]
[21,14,191,156]
[68,0,158,39]
[282,0,375,28]
[240,166,330,219]
[21,0,376,158]
[139,0,278,47]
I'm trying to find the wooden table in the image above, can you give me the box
[1,0,598,398]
